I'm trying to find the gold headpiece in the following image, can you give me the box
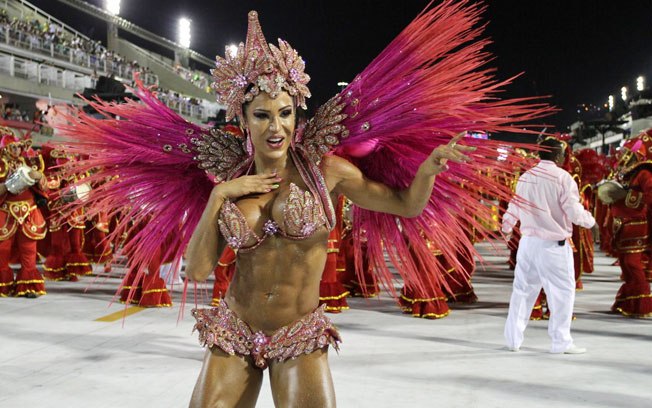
[211,11,311,122]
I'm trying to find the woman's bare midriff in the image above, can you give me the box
[223,230,329,333]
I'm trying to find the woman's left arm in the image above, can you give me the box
[324,135,474,218]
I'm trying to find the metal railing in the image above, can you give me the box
[1,50,220,121]
[0,26,159,86]
[0,51,93,90]
[4,0,91,42]
[124,40,213,94]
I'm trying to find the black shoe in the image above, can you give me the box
[25,292,38,299]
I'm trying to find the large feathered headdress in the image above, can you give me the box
[211,11,311,122]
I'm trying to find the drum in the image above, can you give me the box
[62,183,91,203]
[596,180,626,204]
[5,166,36,194]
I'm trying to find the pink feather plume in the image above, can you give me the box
[332,0,555,296]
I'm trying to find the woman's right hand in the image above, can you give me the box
[211,172,283,200]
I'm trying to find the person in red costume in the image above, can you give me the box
[598,132,652,317]
[445,229,478,304]
[575,149,606,276]
[399,242,451,318]
[41,144,71,280]
[82,171,113,274]
[318,195,350,313]
[120,218,175,307]
[211,246,236,306]
[0,128,48,298]
[40,147,92,281]
[399,221,478,318]
[336,198,379,298]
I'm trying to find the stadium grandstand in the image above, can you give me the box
[0,0,222,145]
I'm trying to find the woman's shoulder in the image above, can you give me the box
[320,154,358,181]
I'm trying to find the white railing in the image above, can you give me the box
[174,64,213,93]
[0,52,93,91]
[157,92,221,121]
[0,26,159,86]
[0,51,220,121]
[6,0,92,42]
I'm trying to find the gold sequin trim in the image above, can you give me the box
[319,291,350,301]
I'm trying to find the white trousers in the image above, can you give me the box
[159,261,183,286]
[504,236,576,352]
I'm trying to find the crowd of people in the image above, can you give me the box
[2,103,35,123]
[0,8,217,122]
[156,89,206,118]
[0,9,157,85]
[173,64,212,94]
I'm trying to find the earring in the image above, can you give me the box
[245,128,254,156]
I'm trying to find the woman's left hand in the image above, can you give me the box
[420,132,476,176]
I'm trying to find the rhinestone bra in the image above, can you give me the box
[218,183,327,253]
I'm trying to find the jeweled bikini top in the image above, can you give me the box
[218,182,328,253]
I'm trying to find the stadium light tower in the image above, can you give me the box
[178,18,191,48]
[105,0,121,52]
[637,76,645,92]
[621,86,628,101]
[608,95,614,111]
[105,0,121,15]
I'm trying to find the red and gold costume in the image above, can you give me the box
[576,149,611,273]
[597,157,618,257]
[559,138,592,290]
[119,219,174,308]
[336,198,379,298]
[83,210,113,265]
[318,196,350,312]
[41,149,92,281]
[82,175,114,269]
[0,130,47,297]
[211,246,236,306]
[601,134,652,317]
[399,228,478,318]
[445,235,477,304]
[399,246,450,319]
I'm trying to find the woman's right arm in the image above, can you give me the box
[185,188,226,281]
[184,172,282,281]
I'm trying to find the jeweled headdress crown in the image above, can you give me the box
[211,11,311,122]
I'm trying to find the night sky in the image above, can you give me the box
[26,0,652,130]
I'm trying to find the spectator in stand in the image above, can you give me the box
[0,8,158,86]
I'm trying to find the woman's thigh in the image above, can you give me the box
[189,347,263,408]
[269,348,336,408]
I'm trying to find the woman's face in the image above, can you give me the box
[243,91,295,160]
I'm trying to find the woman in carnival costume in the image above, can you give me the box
[54,1,552,406]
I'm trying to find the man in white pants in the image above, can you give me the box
[502,137,595,354]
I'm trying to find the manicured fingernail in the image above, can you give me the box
[272,184,280,189]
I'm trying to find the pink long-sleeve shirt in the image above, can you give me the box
[502,160,595,241]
